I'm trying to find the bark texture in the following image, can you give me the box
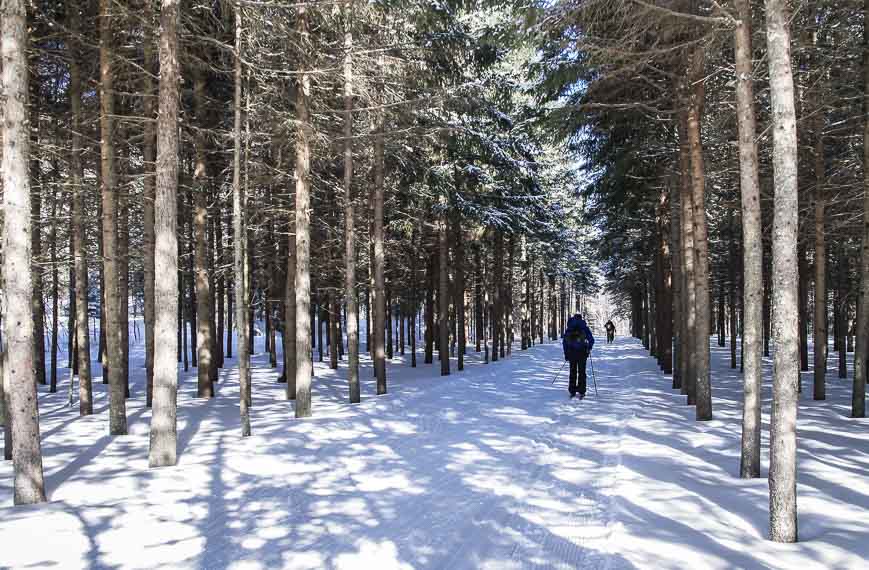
[294,7,314,417]
[100,0,127,435]
[149,0,180,468]
[343,16,360,403]
[234,6,252,433]
[686,48,712,421]
[765,0,800,542]
[735,0,763,478]
[193,65,214,398]
[67,3,93,415]
[855,0,869,418]
[1,0,46,503]
[439,207,450,376]
[373,64,387,394]
[813,115,826,401]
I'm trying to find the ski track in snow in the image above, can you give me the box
[1,333,868,569]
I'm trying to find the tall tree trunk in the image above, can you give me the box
[246,231,254,358]
[425,252,434,364]
[506,236,515,356]
[343,14,359,402]
[729,213,738,369]
[492,233,502,362]
[837,247,848,379]
[209,206,220,378]
[736,1,764,474]
[522,243,530,351]
[813,113,826,400]
[193,65,213,398]
[678,106,697,402]
[67,242,76,375]
[410,229,418,369]
[373,64,387,394]
[475,249,483,352]
[483,266,490,363]
[216,212,225,369]
[49,168,58,393]
[399,305,405,356]
[454,216,465,369]
[284,232,296,398]
[99,238,106,380]
[854,0,869,418]
[765,0,800,541]
[265,194,275,362]
[317,299,324,363]
[118,159,129,398]
[1,0,46,502]
[559,278,566,334]
[67,4,93,414]
[717,290,726,347]
[100,0,126,434]
[188,202,197,370]
[642,282,650,349]
[329,292,339,369]
[226,278,233,359]
[148,0,180,468]
[293,7,314,417]
[686,48,712,421]
[181,238,188,372]
[386,290,393,360]
[439,207,450,376]
[234,6,252,433]
[798,243,809,374]
[659,187,673,374]
[142,2,157,407]
[548,274,556,340]
[30,86,45,388]
[671,177,683,389]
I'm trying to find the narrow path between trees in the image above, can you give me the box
[1,336,867,569]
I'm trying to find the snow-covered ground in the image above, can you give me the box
[1,333,867,569]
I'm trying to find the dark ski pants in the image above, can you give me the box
[607,331,614,343]
[569,353,588,396]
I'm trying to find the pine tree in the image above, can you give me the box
[1,0,46,504]
[100,0,127,435]
[149,0,181,468]
[733,0,763,479]
[293,6,314,418]
[765,0,800,542]
[343,7,360,403]
[67,1,93,416]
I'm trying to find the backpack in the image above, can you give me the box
[565,323,589,352]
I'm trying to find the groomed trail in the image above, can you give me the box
[1,336,867,569]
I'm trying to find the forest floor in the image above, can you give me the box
[1,332,867,569]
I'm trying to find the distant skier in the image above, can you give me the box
[604,320,615,343]
[562,313,594,399]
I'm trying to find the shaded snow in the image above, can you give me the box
[0,333,867,569]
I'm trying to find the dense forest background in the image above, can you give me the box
[2,0,868,545]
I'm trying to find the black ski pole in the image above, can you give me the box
[590,354,599,396]
[550,361,567,385]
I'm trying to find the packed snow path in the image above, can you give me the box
[1,337,867,569]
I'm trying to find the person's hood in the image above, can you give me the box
[567,315,585,329]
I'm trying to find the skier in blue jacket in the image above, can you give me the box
[562,314,594,399]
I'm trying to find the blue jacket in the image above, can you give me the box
[562,315,594,361]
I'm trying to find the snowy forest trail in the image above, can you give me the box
[1,335,868,569]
